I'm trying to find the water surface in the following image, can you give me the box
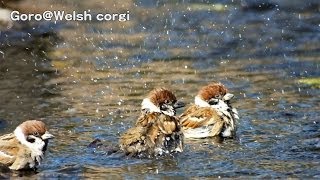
[0,0,319,178]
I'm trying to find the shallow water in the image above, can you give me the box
[0,0,319,178]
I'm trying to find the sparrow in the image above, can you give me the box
[179,83,239,139]
[119,88,185,157]
[0,120,54,170]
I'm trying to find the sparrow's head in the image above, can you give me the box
[18,120,54,143]
[195,83,233,107]
[14,120,54,150]
[141,88,185,116]
[12,120,54,168]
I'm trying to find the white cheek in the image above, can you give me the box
[195,96,210,107]
[162,109,175,116]
[141,98,161,113]
[210,100,229,110]
[34,138,45,147]
[14,128,46,167]
[163,105,176,116]
[28,137,45,165]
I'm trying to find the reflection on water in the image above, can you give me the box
[0,0,319,178]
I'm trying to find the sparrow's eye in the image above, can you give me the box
[215,94,222,99]
[164,100,169,104]
[33,132,40,137]
[27,136,35,143]
[160,104,167,110]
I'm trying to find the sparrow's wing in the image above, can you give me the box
[119,125,149,155]
[156,114,180,135]
[120,113,182,155]
[0,151,16,166]
[179,105,199,119]
[141,114,183,154]
[154,114,183,153]
[0,133,19,166]
[120,112,163,153]
[180,105,222,128]
[0,133,20,153]
[9,147,32,170]
[135,112,161,126]
[180,105,225,136]
[136,113,180,143]
[119,126,146,147]
[0,133,16,141]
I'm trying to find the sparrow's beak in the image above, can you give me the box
[173,100,185,109]
[223,93,234,101]
[41,131,54,140]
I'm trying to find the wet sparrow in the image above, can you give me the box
[0,120,54,170]
[180,83,239,139]
[119,88,185,157]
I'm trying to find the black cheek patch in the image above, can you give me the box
[209,99,219,105]
[27,137,36,143]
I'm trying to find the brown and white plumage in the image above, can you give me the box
[180,83,239,139]
[119,88,184,157]
[0,120,54,170]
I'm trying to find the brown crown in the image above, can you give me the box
[198,83,228,101]
[148,88,177,106]
[19,120,47,136]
